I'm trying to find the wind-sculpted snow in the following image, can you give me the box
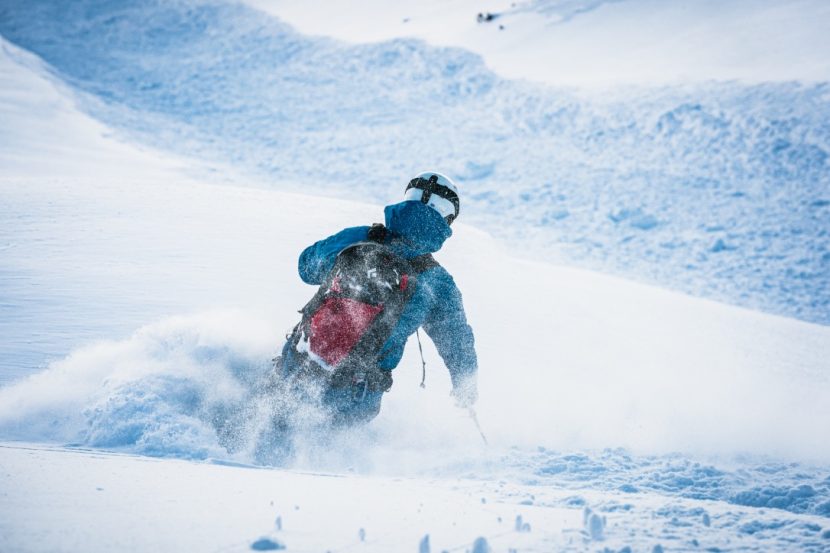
[1,0,828,324]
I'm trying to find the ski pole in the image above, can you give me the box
[468,407,489,446]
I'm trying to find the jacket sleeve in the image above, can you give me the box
[298,226,370,285]
[422,268,478,387]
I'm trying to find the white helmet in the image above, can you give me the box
[403,171,460,225]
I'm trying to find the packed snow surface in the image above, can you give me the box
[1,0,828,325]
[2,2,830,552]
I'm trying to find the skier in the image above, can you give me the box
[272,171,479,428]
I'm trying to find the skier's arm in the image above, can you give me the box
[422,269,478,403]
[298,226,370,285]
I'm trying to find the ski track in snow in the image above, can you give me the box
[0,0,828,326]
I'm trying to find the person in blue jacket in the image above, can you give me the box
[277,171,478,426]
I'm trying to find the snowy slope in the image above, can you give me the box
[0,37,188,180]
[247,0,830,86]
[2,16,830,553]
[1,0,828,326]
[2,42,828,457]
[0,37,204,382]
[0,443,592,553]
[4,169,829,458]
[2,103,830,553]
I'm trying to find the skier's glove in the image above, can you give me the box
[451,376,478,408]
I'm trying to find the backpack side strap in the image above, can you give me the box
[409,253,440,273]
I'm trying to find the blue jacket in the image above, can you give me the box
[288,200,477,396]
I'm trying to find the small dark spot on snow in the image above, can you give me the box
[471,536,492,553]
[711,239,734,253]
[250,537,285,551]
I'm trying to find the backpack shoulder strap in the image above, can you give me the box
[367,223,388,243]
[366,223,440,273]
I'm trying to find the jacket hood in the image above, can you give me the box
[384,200,452,257]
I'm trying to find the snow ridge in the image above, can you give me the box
[0,0,828,324]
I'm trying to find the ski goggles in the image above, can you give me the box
[404,176,460,225]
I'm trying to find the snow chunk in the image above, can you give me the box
[250,537,285,551]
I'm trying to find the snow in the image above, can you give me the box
[245,0,830,86]
[3,134,829,461]
[4,443,830,552]
[0,443,585,552]
[2,0,827,325]
[2,1,830,551]
[0,37,187,180]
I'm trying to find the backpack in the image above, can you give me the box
[286,224,438,394]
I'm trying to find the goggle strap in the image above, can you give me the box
[420,175,437,205]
